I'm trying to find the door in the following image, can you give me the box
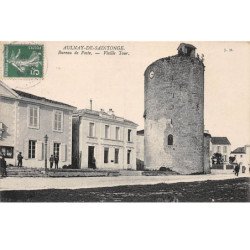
[53,143,60,159]
[88,146,95,168]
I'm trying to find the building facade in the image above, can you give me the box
[230,145,250,173]
[211,137,231,163]
[144,43,205,174]
[137,129,211,173]
[72,108,138,169]
[0,81,76,168]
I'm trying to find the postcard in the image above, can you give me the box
[0,41,249,202]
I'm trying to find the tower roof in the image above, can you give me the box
[177,43,196,51]
[177,43,196,57]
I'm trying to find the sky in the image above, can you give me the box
[1,41,250,150]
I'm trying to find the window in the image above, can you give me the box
[104,147,109,163]
[168,134,173,145]
[115,127,120,140]
[28,140,36,159]
[223,146,227,154]
[127,150,131,164]
[0,146,14,158]
[115,148,119,164]
[53,110,63,132]
[89,122,95,137]
[28,106,39,128]
[105,125,110,139]
[53,143,60,158]
[217,146,221,153]
[128,129,132,142]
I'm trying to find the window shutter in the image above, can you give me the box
[36,141,43,161]
[60,143,67,162]
[23,139,29,160]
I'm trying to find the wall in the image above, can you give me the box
[136,134,144,162]
[212,144,231,163]
[76,115,137,170]
[230,146,250,173]
[203,133,211,173]
[0,98,17,165]
[144,55,205,174]
[16,102,73,168]
[1,98,73,168]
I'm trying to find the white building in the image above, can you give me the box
[0,81,76,168]
[230,145,250,173]
[211,137,231,163]
[72,108,138,169]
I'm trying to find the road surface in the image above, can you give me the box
[0,173,249,191]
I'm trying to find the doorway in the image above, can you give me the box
[88,146,95,168]
[53,143,60,158]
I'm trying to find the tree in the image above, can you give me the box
[212,153,224,165]
[229,156,236,164]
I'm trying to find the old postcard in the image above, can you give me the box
[0,41,249,202]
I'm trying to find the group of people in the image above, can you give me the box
[0,153,7,177]
[49,155,59,169]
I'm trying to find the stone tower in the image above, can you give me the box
[144,43,205,174]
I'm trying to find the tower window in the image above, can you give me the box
[168,134,173,145]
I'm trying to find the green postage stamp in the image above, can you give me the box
[4,44,44,78]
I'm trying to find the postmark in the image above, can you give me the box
[4,44,44,78]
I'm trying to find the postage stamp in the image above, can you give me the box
[3,44,44,78]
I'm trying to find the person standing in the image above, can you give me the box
[0,153,7,177]
[92,156,96,169]
[49,155,54,169]
[234,164,240,176]
[54,155,59,169]
[17,152,23,167]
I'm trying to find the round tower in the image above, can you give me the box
[144,43,205,174]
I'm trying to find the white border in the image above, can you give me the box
[0,1,249,250]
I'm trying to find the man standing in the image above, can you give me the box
[0,153,7,177]
[54,155,59,169]
[234,164,240,176]
[17,152,23,167]
[92,156,96,169]
[49,155,54,169]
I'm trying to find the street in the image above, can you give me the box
[1,172,249,191]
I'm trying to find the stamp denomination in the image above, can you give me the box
[4,44,43,78]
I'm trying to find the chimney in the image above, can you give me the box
[108,108,114,116]
[90,99,93,110]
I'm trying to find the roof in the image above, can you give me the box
[177,43,197,51]
[74,109,138,127]
[13,89,76,109]
[231,147,245,154]
[211,137,231,145]
[137,129,144,135]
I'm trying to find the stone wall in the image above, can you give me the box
[144,53,205,174]
[204,133,211,173]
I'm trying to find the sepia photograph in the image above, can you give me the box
[0,41,249,202]
[1,1,250,250]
